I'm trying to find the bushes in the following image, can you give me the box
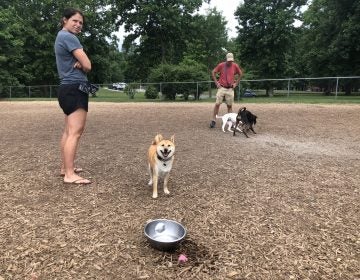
[148,58,208,100]
[145,85,158,99]
[124,83,136,99]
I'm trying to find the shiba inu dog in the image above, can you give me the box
[147,134,175,199]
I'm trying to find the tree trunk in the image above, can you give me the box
[344,83,352,96]
[266,88,274,97]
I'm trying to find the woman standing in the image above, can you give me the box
[55,8,91,184]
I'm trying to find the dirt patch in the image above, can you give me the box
[0,102,359,279]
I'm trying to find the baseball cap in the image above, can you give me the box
[226,53,234,62]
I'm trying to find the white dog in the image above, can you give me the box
[216,113,242,133]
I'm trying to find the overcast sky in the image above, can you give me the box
[199,0,242,39]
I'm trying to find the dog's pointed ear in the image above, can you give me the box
[170,134,175,144]
[153,134,163,144]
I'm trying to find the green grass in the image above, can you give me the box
[93,88,360,104]
[1,87,360,104]
[92,88,150,102]
[235,95,360,104]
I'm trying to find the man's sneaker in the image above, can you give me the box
[209,120,216,128]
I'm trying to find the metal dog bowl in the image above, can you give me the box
[144,219,186,251]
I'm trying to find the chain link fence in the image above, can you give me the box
[1,77,359,100]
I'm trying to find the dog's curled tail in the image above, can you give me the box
[239,107,246,112]
[215,114,223,119]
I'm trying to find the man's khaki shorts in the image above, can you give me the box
[215,87,234,105]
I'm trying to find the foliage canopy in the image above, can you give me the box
[1,0,359,96]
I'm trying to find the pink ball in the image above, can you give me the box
[178,254,188,263]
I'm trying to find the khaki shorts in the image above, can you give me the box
[215,87,234,105]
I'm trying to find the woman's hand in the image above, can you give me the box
[73,61,82,69]
[73,49,91,72]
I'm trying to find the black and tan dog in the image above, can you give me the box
[233,107,257,138]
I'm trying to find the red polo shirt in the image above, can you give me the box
[213,62,242,87]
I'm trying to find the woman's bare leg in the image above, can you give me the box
[62,108,90,184]
[60,118,82,175]
[60,117,69,174]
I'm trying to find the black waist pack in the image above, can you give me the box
[78,82,99,95]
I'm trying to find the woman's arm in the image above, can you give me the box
[72,48,91,72]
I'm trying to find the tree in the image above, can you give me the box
[17,0,62,85]
[235,0,306,95]
[106,50,126,83]
[0,7,28,90]
[183,9,228,74]
[112,0,209,80]
[300,0,360,94]
[1,0,122,87]
[175,58,209,100]
[148,58,208,100]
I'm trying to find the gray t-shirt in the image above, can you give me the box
[54,30,88,84]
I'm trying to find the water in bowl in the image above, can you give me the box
[152,234,178,242]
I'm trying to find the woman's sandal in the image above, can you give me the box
[64,178,91,185]
[60,167,83,177]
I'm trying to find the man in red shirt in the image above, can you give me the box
[210,53,243,128]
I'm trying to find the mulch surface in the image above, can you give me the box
[0,101,359,280]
